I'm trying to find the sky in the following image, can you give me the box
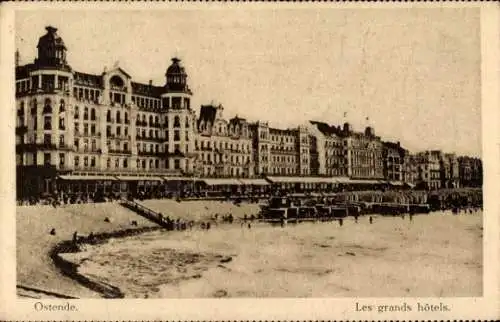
[15,8,481,157]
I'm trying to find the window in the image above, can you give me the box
[116,111,121,123]
[149,115,153,126]
[59,117,65,130]
[106,126,111,137]
[74,138,79,150]
[107,110,111,122]
[44,116,51,130]
[185,131,189,141]
[174,130,180,141]
[91,108,96,121]
[44,134,51,145]
[91,139,97,151]
[44,153,51,165]
[83,139,89,152]
[91,124,96,135]
[115,159,119,168]
[124,142,128,152]
[84,123,89,135]
[59,135,65,146]
[84,107,89,120]
[117,126,121,136]
[84,156,89,167]
[91,157,96,167]
[124,127,128,136]
[174,116,180,127]
[155,159,159,168]
[174,159,180,169]
[107,158,111,168]
[124,112,129,123]
[149,159,153,168]
[59,100,65,112]
[123,159,128,168]
[149,129,153,138]
[59,153,65,166]
[74,156,79,167]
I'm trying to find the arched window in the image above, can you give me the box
[155,116,159,126]
[106,110,111,122]
[43,98,52,114]
[59,99,65,112]
[116,111,121,123]
[149,129,153,138]
[91,108,96,121]
[174,116,180,127]
[149,115,153,126]
[83,107,89,120]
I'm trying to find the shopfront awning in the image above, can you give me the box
[162,176,192,181]
[266,176,340,184]
[201,178,242,185]
[332,177,351,183]
[347,179,382,184]
[116,176,163,181]
[58,175,117,181]
[405,182,416,188]
[238,179,269,186]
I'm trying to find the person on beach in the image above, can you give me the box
[248,223,252,229]
[409,213,413,222]
[369,216,373,224]
[72,231,78,244]
[354,214,359,224]
[339,218,343,227]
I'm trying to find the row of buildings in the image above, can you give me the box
[14,26,483,198]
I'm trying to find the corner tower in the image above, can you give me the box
[161,58,196,175]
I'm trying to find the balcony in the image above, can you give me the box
[108,149,132,155]
[16,143,58,152]
[15,125,28,135]
[137,151,162,157]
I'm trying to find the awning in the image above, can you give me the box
[58,175,117,181]
[162,176,191,181]
[266,176,340,184]
[347,179,382,184]
[201,178,242,185]
[238,179,269,186]
[116,176,163,181]
[389,181,404,186]
[332,177,351,183]
[405,182,416,188]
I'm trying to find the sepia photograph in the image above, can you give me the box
[2,2,499,321]
[13,7,485,300]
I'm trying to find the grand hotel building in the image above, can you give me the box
[15,27,480,198]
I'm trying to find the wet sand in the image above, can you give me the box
[64,210,483,298]
[16,200,261,298]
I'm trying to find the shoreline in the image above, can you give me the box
[49,226,163,298]
[49,209,482,298]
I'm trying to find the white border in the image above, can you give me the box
[1,2,498,321]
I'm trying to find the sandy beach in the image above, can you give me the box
[48,205,482,298]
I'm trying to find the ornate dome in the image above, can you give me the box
[166,57,186,75]
[165,57,189,92]
[35,26,69,68]
[37,26,66,50]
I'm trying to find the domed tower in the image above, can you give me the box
[35,26,69,69]
[161,57,196,175]
[165,58,188,92]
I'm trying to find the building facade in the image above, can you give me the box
[16,26,197,197]
[15,26,483,198]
